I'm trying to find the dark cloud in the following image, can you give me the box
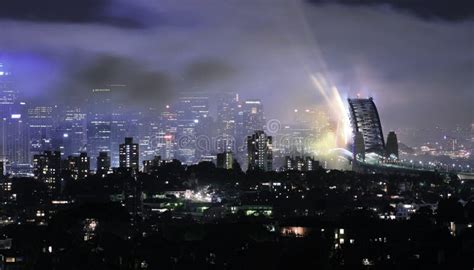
[0,0,471,130]
[0,0,147,28]
[307,0,474,21]
[44,55,237,108]
[54,54,176,107]
[184,59,236,86]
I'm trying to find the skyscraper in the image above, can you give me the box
[119,137,139,172]
[28,105,56,156]
[33,150,61,194]
[235,99,265,166]
[216,151,233,169]
[216,93,239,153]
[157,105,178,160]
[67,152,90,180]
[53,106,87,157]
[0,64,29,167]
[87,88,112,169]
[96,151,111,177]
[1,109,29,167]
[0,62,19,117]
[242,99,264,136]
[175,94,210,164]
[247,130,273,171]
[348,97,385,157]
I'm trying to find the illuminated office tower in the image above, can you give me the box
[53,107,87,157]
[33,150,61,194]
[0,62,19,118]
[385,131,399,159]
[247,130,273,171]
[138,108,161,162]
[0,109,29,168]
[110,109,127,167]
[175,94,210,163]
[87,88,113,169]
[243,99,264,136]
[216,151,233,169]
[236,99,265,165]
[216,93,239,153]
[96,151,111,177]
[28,105,56,156]
[348,97,385,157]
[67,152,90,180]
[0,63,30,167]
[119,137,139,172]
[157,105,178,160]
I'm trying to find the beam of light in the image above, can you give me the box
[277,1,353,169]
[310,73,351,148]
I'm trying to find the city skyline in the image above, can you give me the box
[0,0,472,131]
[0,1,473,269]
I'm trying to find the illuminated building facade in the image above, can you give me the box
[0,64,29,167]
[216,151,233,169]
[285,156,318,171]
[247,130,273,171]
[242,99,264,137]
[87,88,113,169]
[119,137,139,172]
[216,93,239,153]
[67,152,90,180]
[175,95,210,163]
[96,151,111,177]
[33,150,61,193]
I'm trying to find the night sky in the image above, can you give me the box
[0,0,472,130]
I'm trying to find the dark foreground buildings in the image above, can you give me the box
[0,160,472,270]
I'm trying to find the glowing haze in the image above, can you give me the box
[0,0,472,139]
[310,74,352,148]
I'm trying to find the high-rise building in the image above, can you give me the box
[247,130,273,171]
[157,105,178,160]
[96,151,111,177]
[0,62,19,117]
[87,88,113,169]
[33,150,61,193]
[119,137,139,172]
[53,106,87,157]
[67,152,90,180]
[234,99,265,166]
[216,93,239,153]
[28,105,57,156]
[0,64,30,167]
[0,161,4,178]
[348,97,385,157]
[1,109,30,167]
[243,99,264,136]
[174,94,210,164]
[216,151,233,169]
[385,131,399,159]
